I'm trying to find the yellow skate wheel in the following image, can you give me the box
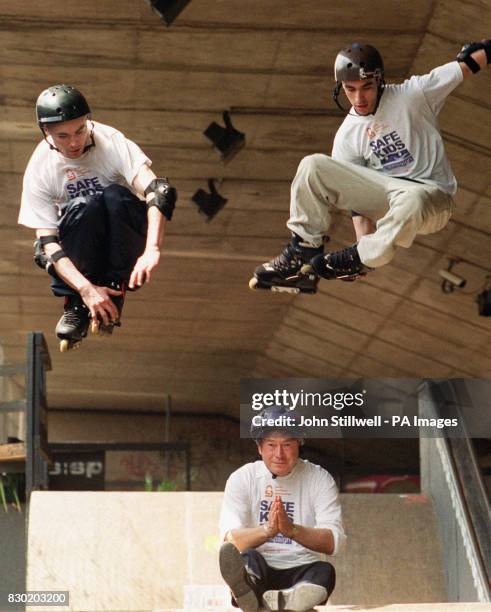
[90,320,100,334]
[59,339,70,353]
[249,277,258,290]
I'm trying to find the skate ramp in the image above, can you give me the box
[329,493,447,605]
[26,492,447,611]
[326,606,491,612]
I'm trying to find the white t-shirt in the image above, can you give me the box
[19,121,151,229]
[219,459,346,570]
[332,61,463,195]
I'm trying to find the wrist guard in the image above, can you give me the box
[144,177,177,221]
[456,40,491,73]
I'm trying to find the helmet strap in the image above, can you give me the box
[332,83,348,112]
[38,117,95,155]
[82,120,96,153]
[373,79,385,114]
[39,126,59,152]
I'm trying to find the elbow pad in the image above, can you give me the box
[144,178,177,221]
[33,235,68,272]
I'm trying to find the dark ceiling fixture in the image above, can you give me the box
[204,111,245,163]
[477,277,491,317]
[145,0,191,26]
[192,179,228,221]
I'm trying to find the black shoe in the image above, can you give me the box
[310,244,368,281]
[250,234,323,294]
[219,543,259,612]
[56,296,90,351]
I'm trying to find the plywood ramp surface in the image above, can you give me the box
[27,493,448,611]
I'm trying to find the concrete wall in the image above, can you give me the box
[0,505,26,611]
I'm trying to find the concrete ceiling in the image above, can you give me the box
[1,1,490,415]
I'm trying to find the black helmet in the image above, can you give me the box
[36,85,91,126]
[332,43,385,113]
[250,406,305,443]
[334,43,384,83]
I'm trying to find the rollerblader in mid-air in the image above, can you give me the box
[19,85,176,351]
[250,39,490,294]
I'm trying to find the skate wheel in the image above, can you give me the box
[249,277,259,290]
[90,320,100,334]
[300,263,313,274]
[59,339,70,353]
[271,285,300,294]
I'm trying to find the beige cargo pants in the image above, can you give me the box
[286,154,454,268]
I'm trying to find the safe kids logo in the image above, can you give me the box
[368,128,414,171]
[65,173,105,200]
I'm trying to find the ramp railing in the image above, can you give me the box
[25,332,52,497]
[419,380,491,602]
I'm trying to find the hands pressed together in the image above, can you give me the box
[264,495,296,539]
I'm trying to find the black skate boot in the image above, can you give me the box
[249,234,323,294]
[56,295,90,352]
[309,244,369,281]
[92,281,126,336]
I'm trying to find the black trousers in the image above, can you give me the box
[50,185,147,297]
[238,548,335,605]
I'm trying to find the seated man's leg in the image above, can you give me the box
[102,184,148,286]
[49,194,108,296]
[262,561,335,611]
[357,181,454,268]
[219,543,271,612]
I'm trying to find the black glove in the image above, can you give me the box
[456,39,491,73]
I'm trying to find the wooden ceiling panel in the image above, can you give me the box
[2,25,421,80]
[0,2,145,21]
[171,1,434,31]
[440,97,491,152]
[427,0,490,41]
[410,33,491,107]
